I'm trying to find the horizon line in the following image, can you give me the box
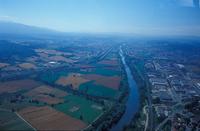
[0,20,200,38]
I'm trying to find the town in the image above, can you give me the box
[124,39,200,131]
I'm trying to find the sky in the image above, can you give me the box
[0,0,200,36]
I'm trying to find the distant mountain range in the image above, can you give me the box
[0,21,132,40]
[0,21,61,36]
[0,21,199,40]
[0,21,114,39]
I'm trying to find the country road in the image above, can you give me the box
[15,112,37,131]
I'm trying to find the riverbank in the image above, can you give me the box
[110,46,140,131]
[123,54,148,131]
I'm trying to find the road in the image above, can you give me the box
[87,46,113,64]
[0,107,36,131]
[15,112,36,131]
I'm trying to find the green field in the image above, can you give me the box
[39,71,68,83]
[80,67,120,76]
[54,95,103,124]
[79,81,118,98]
[0,110,33,130]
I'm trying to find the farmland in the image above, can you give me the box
[39,71,68,84]
[18,63,36,70]
[0,110,33,130]
[55,95,103,123]
[35,48,75,63]
[98,59,119,66]
[0,79,41,94]
[81,67,121,76]
[18,106,87,130]
[82,74,121,90]
[56,73,89,89]
[25,85,67,104]
[0,38,126,130]
[0,63,9,68]
[79,81,118,98]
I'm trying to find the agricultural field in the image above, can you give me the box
[0,39,125,130]
[18,63,36,70]
[39,68,121,99]
[82,74,121,90]
[0,79,41,94]
[56,73,89,89]
[80,67,121,76]
[24,85,67,104]
[79,81,118,98]
[77,60,121,98]
[54,95,103,123]
[39,71,68,84]
[0,110,33,130]
[54,72,121,98]
[35,49,75,63]
[0,63,9,69]
[98,59,119,66]
[18,106,87,130]
[0,89,45,111]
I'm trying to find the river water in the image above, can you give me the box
[111,46,140,131]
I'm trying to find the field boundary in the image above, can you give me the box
[15,112,37,131]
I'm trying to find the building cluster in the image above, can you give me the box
[145,59,200,130]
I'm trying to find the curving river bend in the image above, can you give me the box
[111,46,140,131]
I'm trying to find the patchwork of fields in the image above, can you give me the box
[18,106,87,130]
[0,48,123,130]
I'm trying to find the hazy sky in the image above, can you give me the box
[0,0,200,36]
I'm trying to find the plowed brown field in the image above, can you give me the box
[83,74,121,90]
[25,85,67,104]
[56,73,89,89]
[0,79,41,94]
[18,106,87,130]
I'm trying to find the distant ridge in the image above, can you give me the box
[0,21,60,35]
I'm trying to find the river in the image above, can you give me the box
[111,46,140,131]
